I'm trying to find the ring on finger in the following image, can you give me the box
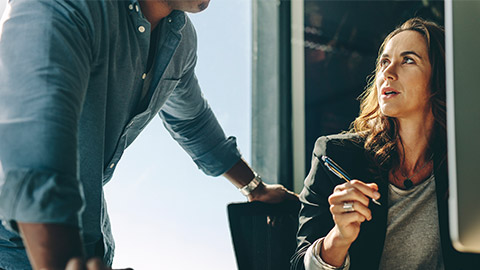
[343,202,355,212]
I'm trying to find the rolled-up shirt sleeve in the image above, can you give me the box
[0,0,92,230]
[159,53,241,176]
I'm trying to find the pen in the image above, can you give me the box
[321,155,381,206]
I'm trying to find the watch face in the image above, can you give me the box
[240,174,262,196]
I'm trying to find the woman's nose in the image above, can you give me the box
[383,63,398,81]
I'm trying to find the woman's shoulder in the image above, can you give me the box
[313,133,366,157]
[308,133,375,189]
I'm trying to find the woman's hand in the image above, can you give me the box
[328,180,380,243]
[320,180,381,267]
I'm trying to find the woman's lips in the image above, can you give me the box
[381,87,399,98]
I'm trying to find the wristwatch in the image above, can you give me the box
[239,172,263,196]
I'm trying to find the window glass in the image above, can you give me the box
[106,1,251,269]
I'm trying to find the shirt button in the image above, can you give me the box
[138,26,146,33]
[110,163,115,169]
[168,18,172,23]
[135,5,139,12]
[128,4,133,10]
[142,73,147,79]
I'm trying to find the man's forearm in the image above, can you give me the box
[18,222,84,270]
[222,158,268,200]
[222,158,256,188]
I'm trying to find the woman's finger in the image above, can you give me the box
[330,201,372,221]
[349,180,381,201]
[333,182,351,193]
[329,187,370,207]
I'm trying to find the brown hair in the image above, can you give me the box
[351,18,446,169]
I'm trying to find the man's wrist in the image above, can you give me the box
[247,180,267,201]
[239,172,263,196]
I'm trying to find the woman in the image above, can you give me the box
[291,18,480,270]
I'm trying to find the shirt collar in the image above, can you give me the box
[166,10,187,33]
[126,0,186,33]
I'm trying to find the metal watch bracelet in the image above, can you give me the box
[239,172,262,196]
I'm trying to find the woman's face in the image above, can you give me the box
[376,30,432,120]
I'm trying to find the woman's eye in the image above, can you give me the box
[380,59,389,66]
[404,57,414,64]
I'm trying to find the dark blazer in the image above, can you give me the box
[290,133,480,270]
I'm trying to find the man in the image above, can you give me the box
[0,0,297,269]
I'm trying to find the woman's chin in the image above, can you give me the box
[380,105,400,118]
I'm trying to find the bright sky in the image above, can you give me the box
[1,0,251,269]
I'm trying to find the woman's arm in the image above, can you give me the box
[291,136,381,269]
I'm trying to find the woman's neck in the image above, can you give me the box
[396,111,435,172]
[388,112,435,188]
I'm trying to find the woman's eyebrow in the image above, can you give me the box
[381,51,423,59]
[400,51,422,59]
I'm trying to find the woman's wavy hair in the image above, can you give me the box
[351,18,446,169]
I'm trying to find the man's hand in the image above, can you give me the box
[223,158,298,203]
[18,223,84,270]
[65,257,132,270]
[18,223,132,270]
[248,182,298,203]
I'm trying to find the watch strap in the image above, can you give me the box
[239,172,262,196]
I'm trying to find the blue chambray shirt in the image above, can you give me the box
[0,0,242,268]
